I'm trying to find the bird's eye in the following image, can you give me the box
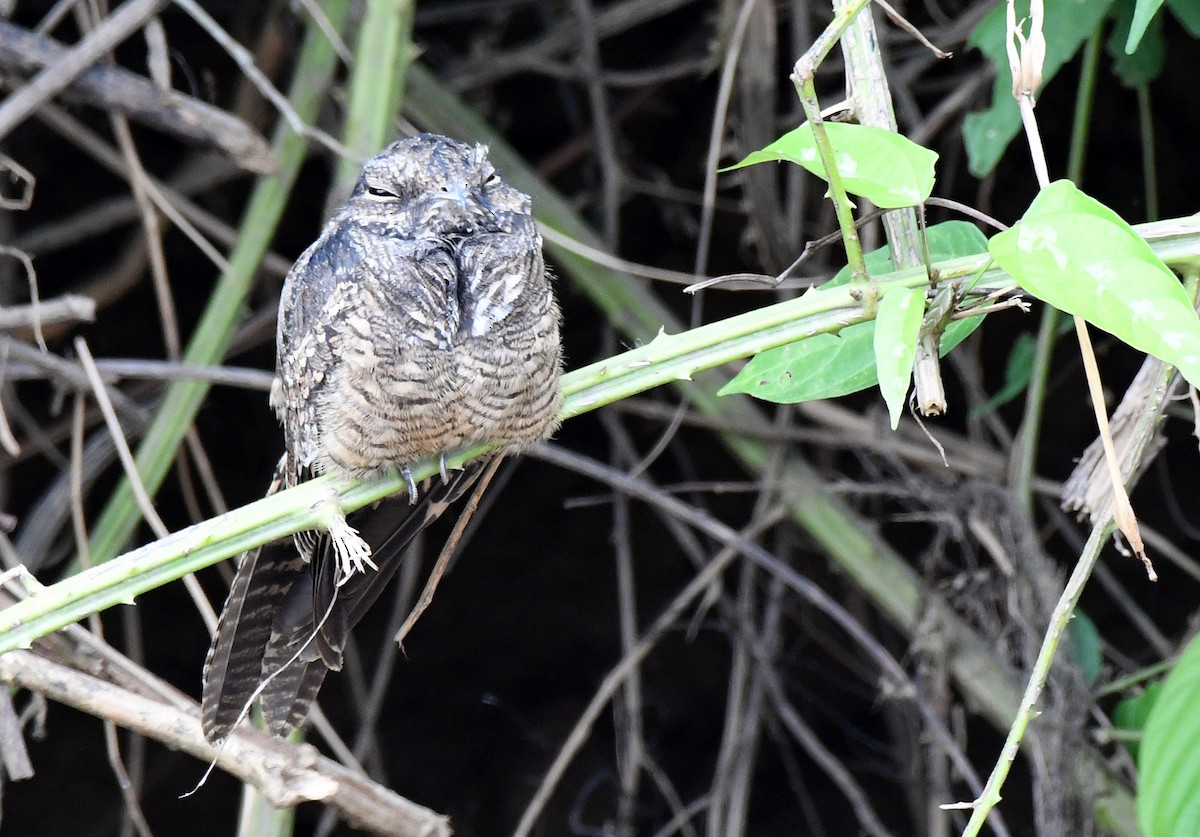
[484,173,501,187]
[366,186,397,198]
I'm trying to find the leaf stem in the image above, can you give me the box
[790,73,869,292]
[1066,26,1101,184]
[788,0,872,293]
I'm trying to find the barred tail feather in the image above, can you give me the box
[203,459,489,741]
[200,542,309,742]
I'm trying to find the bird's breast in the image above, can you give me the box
[290,227,560,477]
[307,318,560,477]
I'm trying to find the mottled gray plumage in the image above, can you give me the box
[201,134,562,742]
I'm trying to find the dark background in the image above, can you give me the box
[1,1,1198,835]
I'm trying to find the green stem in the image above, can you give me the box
[1066,27,1101,184]
[1008,303,1057,515]
[960,519,1113,836]
[6,221,1200,655]
[1138,84,1159,222]
[790,73,868,289]
[0,250,993,653]
[786,0,872,290]
[1095,657,1175,697]
[792,0,871,73]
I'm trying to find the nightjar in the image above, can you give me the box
[201,134,562,742]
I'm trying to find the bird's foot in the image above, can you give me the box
[328,513,377,585]
[315,493,378,584]
[401,465,419,504]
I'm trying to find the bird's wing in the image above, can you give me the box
[276,223,460,475]
[274,223,362,469]
[202,459,488,742]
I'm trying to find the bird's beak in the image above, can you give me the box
[442,185,497,228]
[443,183,472,211]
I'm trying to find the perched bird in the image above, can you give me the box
[201,134,563,742]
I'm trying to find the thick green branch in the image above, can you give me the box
[4,218,1200,655]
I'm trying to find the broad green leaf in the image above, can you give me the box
[1110,0,1165,86]
[875,287,925,428]
[1167,0,1200,36]
[964,0,1116,176]
[722,122,937,209]
[1114,680,1163,762]
[1138,634,1200,836]
[989,180,1200,388]
[719,313,984,404]
[970,331,1036,419]
[721,322,884,402]
[720,221,989,403]
[1124,0,1164,52]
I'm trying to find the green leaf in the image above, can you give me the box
[720,221,989,403]
[719,313,984,404]
[1114,680,1163,762]
[964,0,1117,176]
[970,331,1036,419]
[875,287,925,428]
[989,180,1200,388]
[1138,634,1200,836]
[1068,610,1103,686]
[1110,0,1166,86]
[720,322,880,402]
[1124,0,1165,52]
[722,122,937,209]
[1167,0,1200,36]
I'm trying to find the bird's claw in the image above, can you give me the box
[329,515,377,585]
[401,465,419,504]
[315,494,377,584]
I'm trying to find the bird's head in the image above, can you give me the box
[349,134,531,238]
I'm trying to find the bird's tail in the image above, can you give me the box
[200,458,488,742]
